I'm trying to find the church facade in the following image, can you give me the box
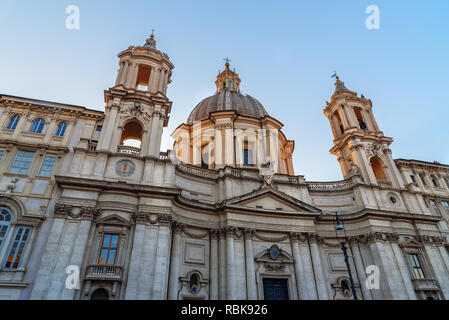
[0,35,448,300]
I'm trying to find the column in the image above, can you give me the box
[391,242,417,299]
[151,215,172,299]
[308,234,329,300]
[209,229,219,300]
[290,233,307,300]
[299,235,318,299]
[43,117,58,143]
[148,112,161,157]
[168,223,184,300]
[328,116,338,138]
[60,219,92,300]
[225,227,236,300]
[0,107,11,129]
[218,229,226,299]
[214,127,223,168]
[97,105,119,151]
[349,239,373,300]
[158,69,165,92]
[224,127,234,166]
[130,63,139,89]
[115,61,124,86]
[147,67,156,93]
[120,60,130,86]
[30,218,66,299]
[424,243,449,299]
[338,106,350,129]
[244,229,257,300]
[368,234,407,299]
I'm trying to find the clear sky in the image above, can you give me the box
[1,1,448,181]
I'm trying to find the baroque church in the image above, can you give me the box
[0,35,448,300]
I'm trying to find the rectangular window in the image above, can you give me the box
[38,155,56,177]
[429,199,436,206]
[9,150,35,174]
[442,201,448,207]
[4,226,32,269]
[96,125,102,131]
[409,254,425,279]
[98,233,119,265]
[243,149,254,166]
[0,149,4,161]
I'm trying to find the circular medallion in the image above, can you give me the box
[115,160,135,177]
[269,244,280,261]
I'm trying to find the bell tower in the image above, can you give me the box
[324,76,405,189]
[97,33,174,157]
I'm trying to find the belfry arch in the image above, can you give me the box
[120,121,143,148]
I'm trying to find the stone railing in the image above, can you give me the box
[85,264,123,281]
[117,145,141,156]
[307,179,354,191]
[377,179,392,187]
[88,141,97,151]
[177,163,219,179]
[159,150,172,160]
[412,278,440,292]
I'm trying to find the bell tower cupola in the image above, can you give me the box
[324,75,405,189]
[97,33,175,158]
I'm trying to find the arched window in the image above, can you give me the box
[0,207,13,252]
[7,115,20,130]
[29,119,45,134]
[189,273,200,294]
[120,121,143,148]
[370,156,386,180]
[90,288,109,300]
[55,122,67,137]
[354,107,368,130]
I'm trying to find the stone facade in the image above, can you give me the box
[0,36,448,300]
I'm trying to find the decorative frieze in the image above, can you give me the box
[54,202,101,220]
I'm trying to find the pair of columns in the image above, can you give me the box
[116,60,169,94]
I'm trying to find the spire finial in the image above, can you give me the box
[331,70,339,81]
[144,29,157,49]
[223,57,231,69]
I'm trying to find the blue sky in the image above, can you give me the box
[1,1,448,181]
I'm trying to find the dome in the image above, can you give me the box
[187,90,269,124]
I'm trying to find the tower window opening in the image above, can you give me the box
[223,82,226,90]
[370,156,386,180]
[229,81,232,88]
[120,121,143,149]
[135,65,151,91]
[333,111,344,135]
[201,143,210,169]
[354,107,368,130]
[243,140,254,167]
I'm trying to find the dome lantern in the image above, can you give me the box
[215,58,241,93]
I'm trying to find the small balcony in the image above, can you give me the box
[117,145,141,156]
[85,264,123,282]
[377,179,392,187]
[412,278,440,292]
